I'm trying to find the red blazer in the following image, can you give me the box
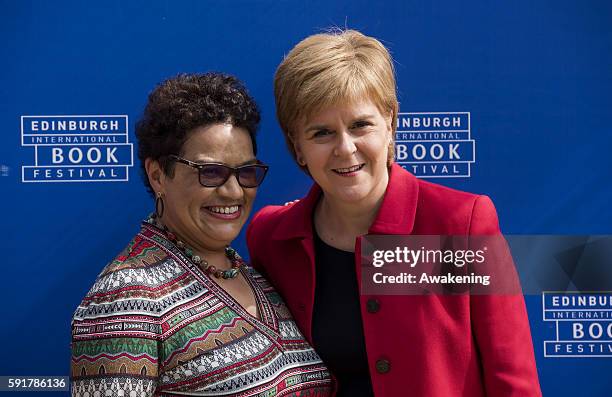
[247,164,541,397]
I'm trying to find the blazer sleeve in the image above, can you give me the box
[469,195,542,397]
[70,274,160,397]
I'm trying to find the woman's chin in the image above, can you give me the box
[202,233,239,250]
[328,187,371,204]
[208,227,243,245]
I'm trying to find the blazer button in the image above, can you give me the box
[366,298,380,313]
[375,358,390,374]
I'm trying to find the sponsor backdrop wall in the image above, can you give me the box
[2,0,611,395]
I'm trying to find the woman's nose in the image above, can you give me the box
[217,174,244,200]
[334,131,358,157]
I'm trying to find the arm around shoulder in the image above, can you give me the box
[246,205,282,274]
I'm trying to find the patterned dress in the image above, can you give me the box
[71,220,332,397]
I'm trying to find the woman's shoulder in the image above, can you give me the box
[413,178,500,234]
[96,232,181,286]
[416,178,496,213]
[417,177,482,201]
[246,203,298,247]
[249,204,292,229]
[73,232,186,322]
[99,233,169,275]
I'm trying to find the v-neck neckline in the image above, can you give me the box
[140,221,281,342]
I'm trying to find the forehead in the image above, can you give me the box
[302,98,384,124]
[181,123,254,163]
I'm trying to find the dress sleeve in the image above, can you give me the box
[468,195,542,396]
[70,272,161,397]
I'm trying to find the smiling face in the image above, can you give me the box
[293,99,393,206]
[146,123,258,252]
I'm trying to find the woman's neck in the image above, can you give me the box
[159,217,231,269]
[314,180,388,252]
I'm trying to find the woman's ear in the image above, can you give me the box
[145,158,165,194]
[292,135,307,166]
[386,112,394,138]
[386,113,395,166]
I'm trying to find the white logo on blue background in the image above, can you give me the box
[395,112,475,178]
[542,292,612,357]
[21,115,133,182]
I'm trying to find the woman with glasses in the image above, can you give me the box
[70,73,332,397]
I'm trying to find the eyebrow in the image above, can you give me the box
[239,158,259,166]
[305,125,331,133]
[191,157,259,166]
[304,114,377,133]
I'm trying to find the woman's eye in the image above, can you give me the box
[313,129,332,138]
[351,120,372,129]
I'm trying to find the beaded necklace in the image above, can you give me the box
[147,215,246,279]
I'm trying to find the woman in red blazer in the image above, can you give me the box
[247,29,541,396]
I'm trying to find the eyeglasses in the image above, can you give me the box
[169,155,269,188]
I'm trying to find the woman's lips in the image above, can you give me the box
[203,205,242,220]
[332,163,366,177]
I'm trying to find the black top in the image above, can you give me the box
[312,230,375,397]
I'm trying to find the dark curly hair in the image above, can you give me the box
[135,73,261,196]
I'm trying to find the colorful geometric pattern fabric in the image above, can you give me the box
[71,221,332,397]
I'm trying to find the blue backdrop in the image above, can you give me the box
[2,1,611,395]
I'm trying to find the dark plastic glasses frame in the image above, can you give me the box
[169,155,269,188]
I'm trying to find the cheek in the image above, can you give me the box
[301,140,325,159]
[305,146,334,170]
[245,190,256,205]
[178,187,212,209]
[359,137,389,161]
[240,187,257,206]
